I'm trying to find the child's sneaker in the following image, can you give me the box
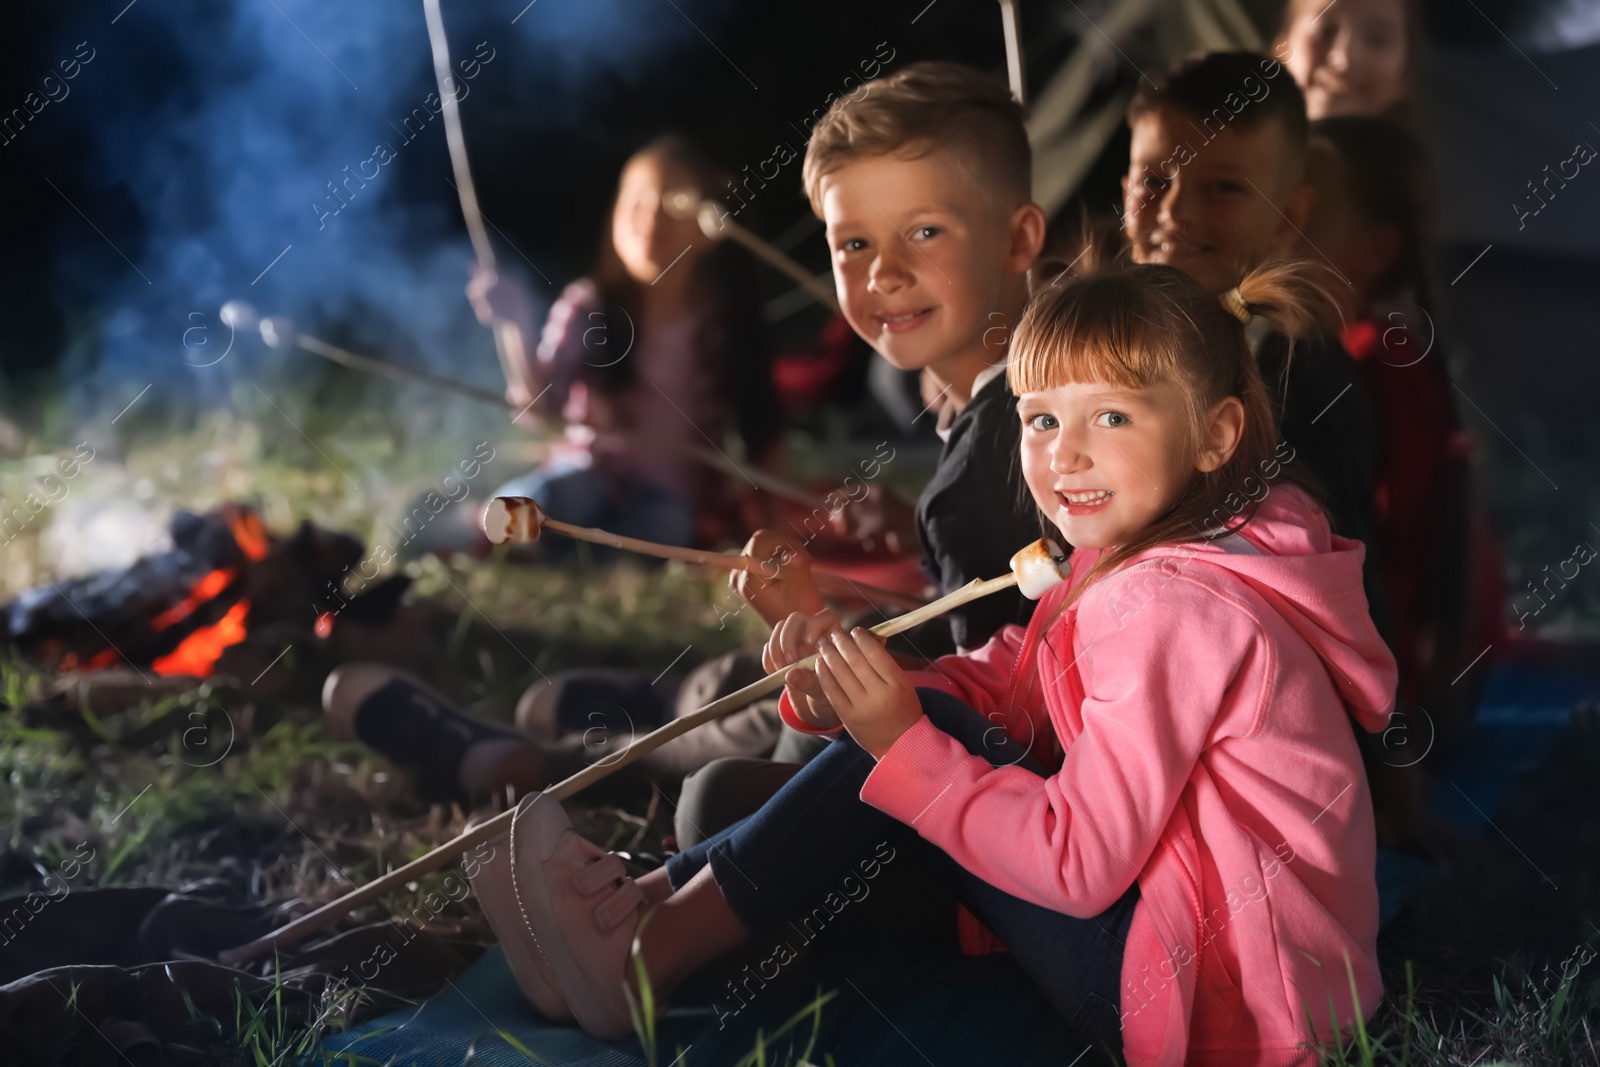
[323,664,546,801]
[509,794,646,1040]
[466,815,574,1023]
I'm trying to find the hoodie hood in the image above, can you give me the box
[1118,484,1398,732]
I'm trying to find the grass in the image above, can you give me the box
[1314,957,1600,1066]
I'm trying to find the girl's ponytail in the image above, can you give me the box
[1222,259,1347,341]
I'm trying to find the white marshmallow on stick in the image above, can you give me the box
[484,496,929,611]
[1010,536,1070,599]
[221,537,1070,967]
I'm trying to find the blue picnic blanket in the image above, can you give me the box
[321,659,1596,1067]
[320,930,1085,1067]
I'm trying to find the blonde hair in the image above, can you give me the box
[1009,260,1341,603]
[800,61,1030,216]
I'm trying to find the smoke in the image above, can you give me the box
[45,0,737,420]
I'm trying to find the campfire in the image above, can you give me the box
[2,503,375,680]
[146,507,270,677]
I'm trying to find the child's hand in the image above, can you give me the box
[814,626,924,759]
[733,530,825,628]
[466,266,534,329]
[763,610,844,732]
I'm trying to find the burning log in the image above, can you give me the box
[1,505,364,679]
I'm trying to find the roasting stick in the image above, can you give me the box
[485,496,927,611]
[221,303,826,511]
[413,4,828,515]
[220,538,1069,966]
[998,0,1027,107]
[421,0,529,398]
[663,191,840,314]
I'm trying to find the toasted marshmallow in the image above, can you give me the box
[1009,538,1071,600]
[483,496,544,545]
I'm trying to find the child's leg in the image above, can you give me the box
[323,665,550,800]
[652,688,1046,950]
[653,690,1134,1058]
[508,689,1057,1039]
[949,865,1139,1056]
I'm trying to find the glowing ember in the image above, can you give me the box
[227,509,271,561]
[314,612,335,639]
[58,648,119,671]
[150,569,237,631]
[151,599,251,677]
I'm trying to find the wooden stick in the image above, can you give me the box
[538,516,927,610]
[219,572,1017,965]
[667,192,839,314]
[421,0,530,396]
[295,332,507,408]
[713,216,840,313]
[287,328,826,510]
[998,0,1027,108]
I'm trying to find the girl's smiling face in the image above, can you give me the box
[1018,378,1209,550]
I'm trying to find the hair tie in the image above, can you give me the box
[1220,287,1252,325]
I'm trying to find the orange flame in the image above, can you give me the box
[227,509,270,561]
[151,599,251,677]
[150,569,237,631]
[58,508,271,677]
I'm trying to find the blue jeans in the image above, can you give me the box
[493,460,695,562]
[665,689,1139,1059]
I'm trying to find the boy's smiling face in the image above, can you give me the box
[820,148,1040,380]
[1018,377,1243,550]
[1123,108,1311,296]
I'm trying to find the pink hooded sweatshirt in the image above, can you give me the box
[840,485,1396,1065]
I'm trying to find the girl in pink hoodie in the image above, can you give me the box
[474,261,1399,1066]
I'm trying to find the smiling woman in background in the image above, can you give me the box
[1275,0,1410,120]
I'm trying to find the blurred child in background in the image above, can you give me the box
[1303,115,1503,770]
[468,135,782,556]
[1276,0,1410,120]
[1119,51,1395,645]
